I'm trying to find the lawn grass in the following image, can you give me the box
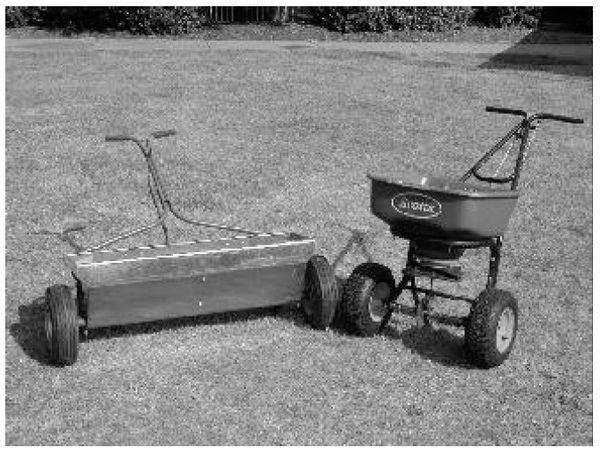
[5,36,593,445]
[7,23,593,44]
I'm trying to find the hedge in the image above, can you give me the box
[5,6,212,34]
[5,6,545,34]
[308,7,476,33]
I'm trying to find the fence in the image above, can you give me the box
[208,6,310,23]
[209,6,285,23]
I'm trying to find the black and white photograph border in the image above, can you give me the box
[3,0,594,447]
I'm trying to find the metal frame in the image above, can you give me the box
[84,130,264,253]
[66,129,318,332]
[381,106,584,328]
[461,107,583,190]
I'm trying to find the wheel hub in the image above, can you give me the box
[496,307,516,353]
[368,282,391,323]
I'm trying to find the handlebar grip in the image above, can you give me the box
[151,129,177,139]
[536,113,584,124]
[485,106,527,117]
[105,134,135,142]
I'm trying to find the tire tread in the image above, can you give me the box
[340,263,395,336]
[301,255,339,330]
[465,289,518,368]
[45,284,79,366]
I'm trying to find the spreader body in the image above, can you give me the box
[67,233,315,329]
[369,173,519,241]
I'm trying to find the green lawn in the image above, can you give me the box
[5,37,592,445]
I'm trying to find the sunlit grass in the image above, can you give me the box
[5,37,592,445]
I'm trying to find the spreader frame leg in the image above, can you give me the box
[486,237,503,290]
[383,238,504,329]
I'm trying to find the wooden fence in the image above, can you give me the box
[208,6,308,23]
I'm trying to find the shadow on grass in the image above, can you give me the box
[329,230,475,369]
[320,267,477,369]
[479,29,592,78]
[384,324,477,369]
[8,297,51,365]
[87,305,294,342]
[9,294,301,366]
[13,291,477,369]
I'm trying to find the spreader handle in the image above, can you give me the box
[105,134,136,142]
[533,113,584,124]
[485,106,527,117]
[105,130,177,142]
[151,129,177,139]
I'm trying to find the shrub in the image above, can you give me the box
[308,6,474,33]
[5,6,45,27]
[40,7,115,32]
[6,7,27,27]
[5,6,211,34]
[470,7,542,28]
[5,6,545,34]
[116,7,210,35]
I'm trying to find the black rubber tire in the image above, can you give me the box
[45,284,79,366]
[465,289,518,368]
[340,262,395,337]
[300,255,340,330]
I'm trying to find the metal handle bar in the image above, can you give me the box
[91,129,262,251]
[463,107,584,190]
[105,134,136,142]
[486,106,584,124]
[529,113,584,124]
[485,106,527,117]
[104,132,172,215]
[152,129,177,139]
[105,129,177,143]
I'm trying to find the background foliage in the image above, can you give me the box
[5,6,211,34]
[310,6,477,33]
[5,6,546,34]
